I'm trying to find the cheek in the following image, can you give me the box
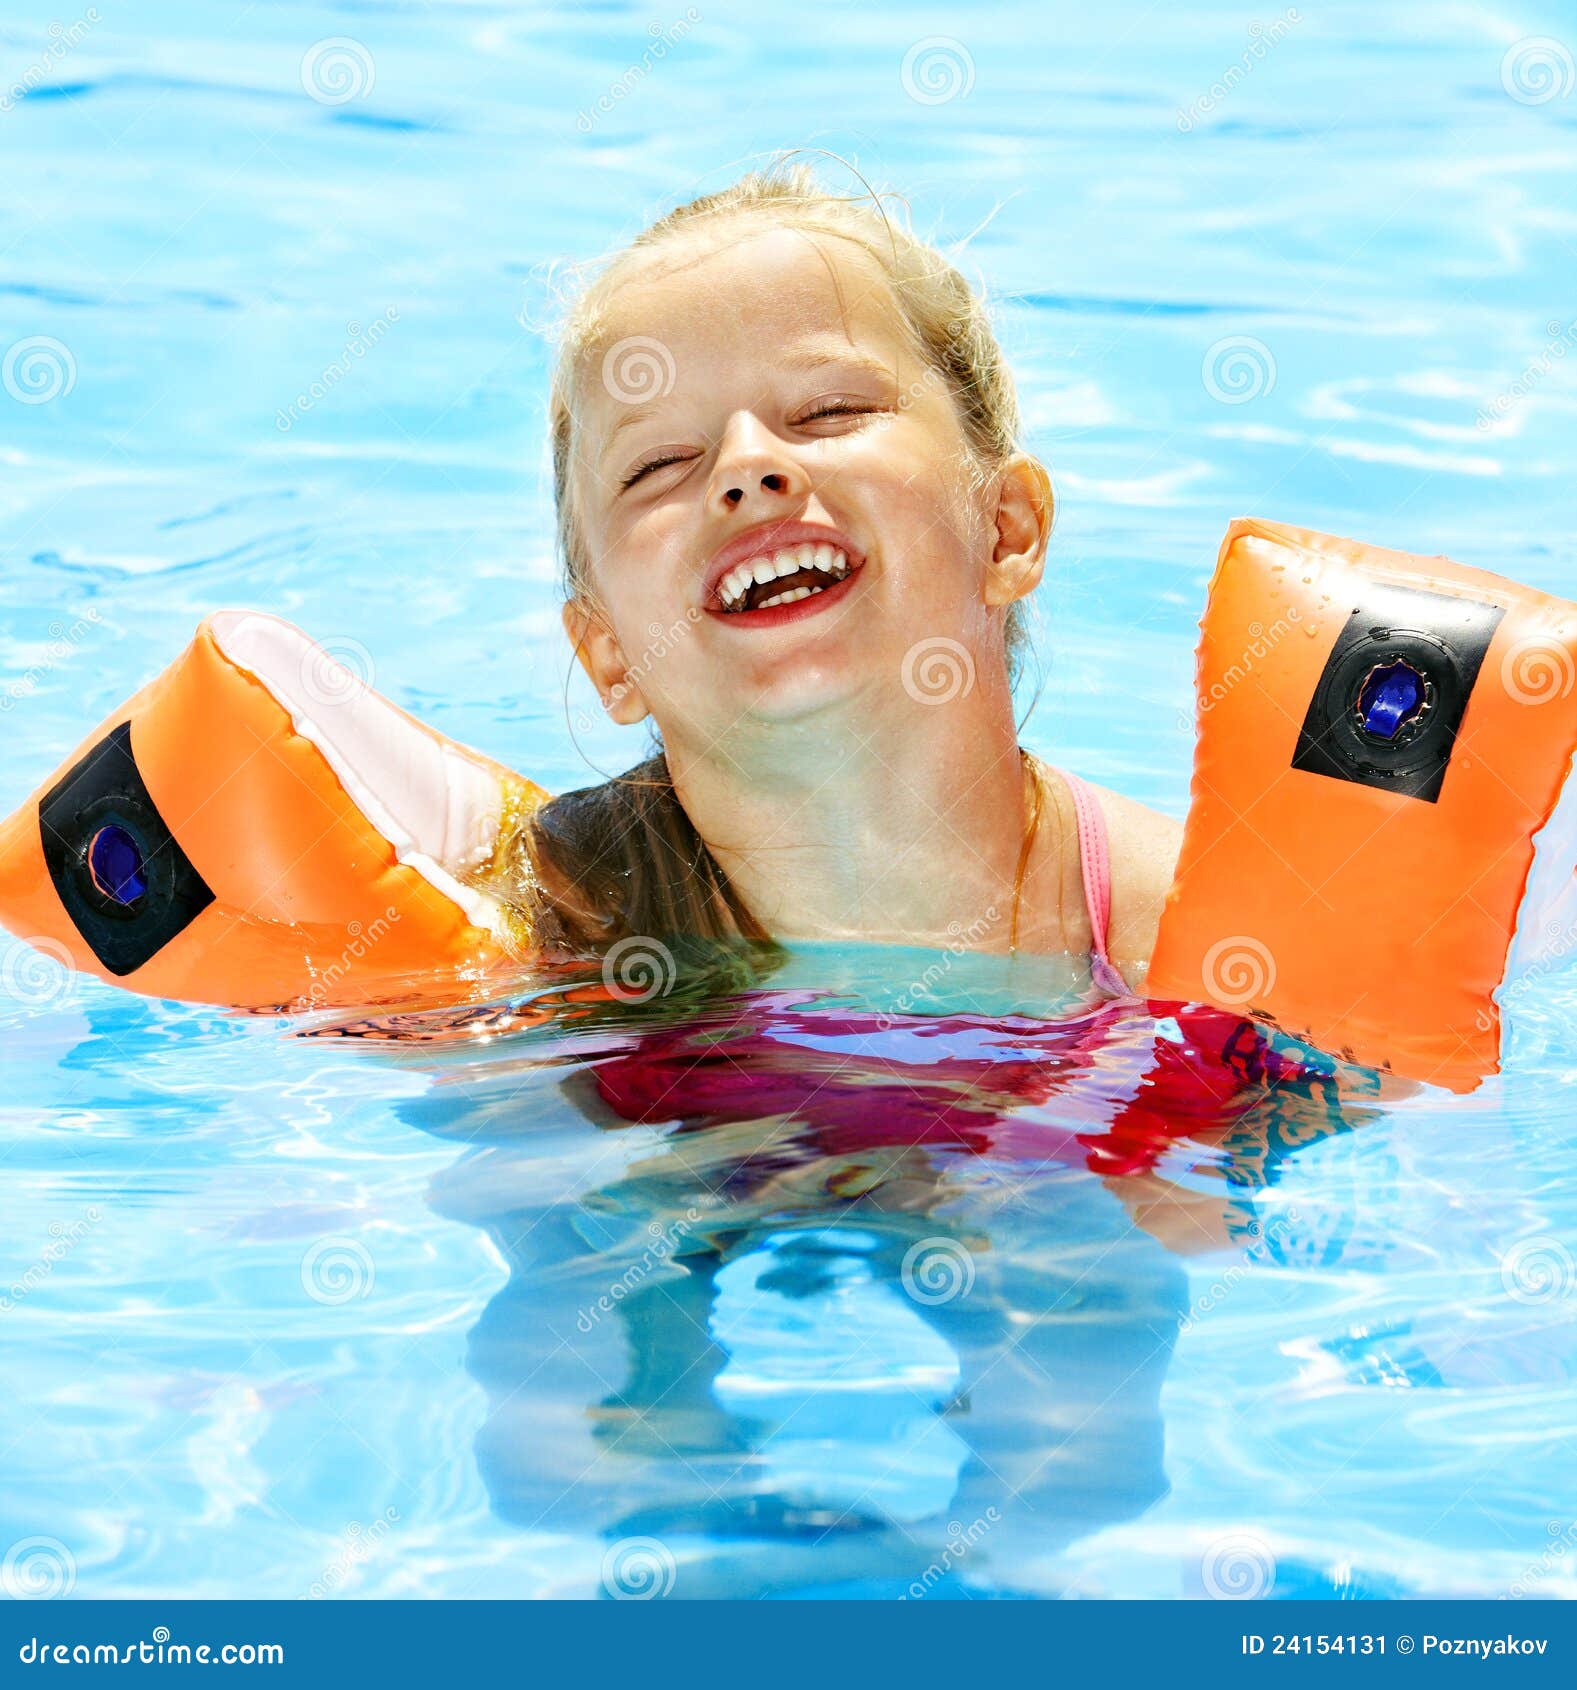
[586,496,688,615]
[600,539,709,696]
[850,405,981,540]
[861,443,983,586]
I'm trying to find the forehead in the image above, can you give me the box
[606,223,901,338]
[580,224,913,420]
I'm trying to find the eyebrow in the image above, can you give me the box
[597,343,898,462]
[777,341,896,378]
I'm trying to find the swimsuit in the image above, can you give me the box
[1053,766,1130,999]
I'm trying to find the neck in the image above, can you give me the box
[663,683,1080,956]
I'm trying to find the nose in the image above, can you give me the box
[709,414,807,515]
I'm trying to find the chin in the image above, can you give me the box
[731,666,873,731]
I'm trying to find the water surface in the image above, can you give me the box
[2,0,1576,1600]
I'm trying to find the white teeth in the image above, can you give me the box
[720,564,748,603]
[755,585,821,608]
[715,542,855,608]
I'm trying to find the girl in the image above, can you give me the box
[491,160,1183,997]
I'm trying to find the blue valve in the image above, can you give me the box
[1357,661,1426,739]
[87,824,147,905]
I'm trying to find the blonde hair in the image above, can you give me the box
[494,158,1043,959]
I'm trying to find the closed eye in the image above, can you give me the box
[619,451,694,492]
[798,400,882,424]
[618,399,885,491]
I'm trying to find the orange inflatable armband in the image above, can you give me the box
[0,612,547,1011]
[1150,519,1577,1092]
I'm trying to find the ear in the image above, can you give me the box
[561,597,651,726]
[983,454,1053,608]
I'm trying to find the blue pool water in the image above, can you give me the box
[3,0,1577,1600]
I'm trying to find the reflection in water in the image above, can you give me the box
[330,961,1381,1598]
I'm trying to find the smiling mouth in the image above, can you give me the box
[713,542,860,614]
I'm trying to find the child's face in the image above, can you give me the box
[567,224,1034,746]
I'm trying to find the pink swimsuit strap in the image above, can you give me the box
[1044,763,1129,998]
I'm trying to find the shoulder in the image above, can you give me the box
[1082,781,1184,992]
